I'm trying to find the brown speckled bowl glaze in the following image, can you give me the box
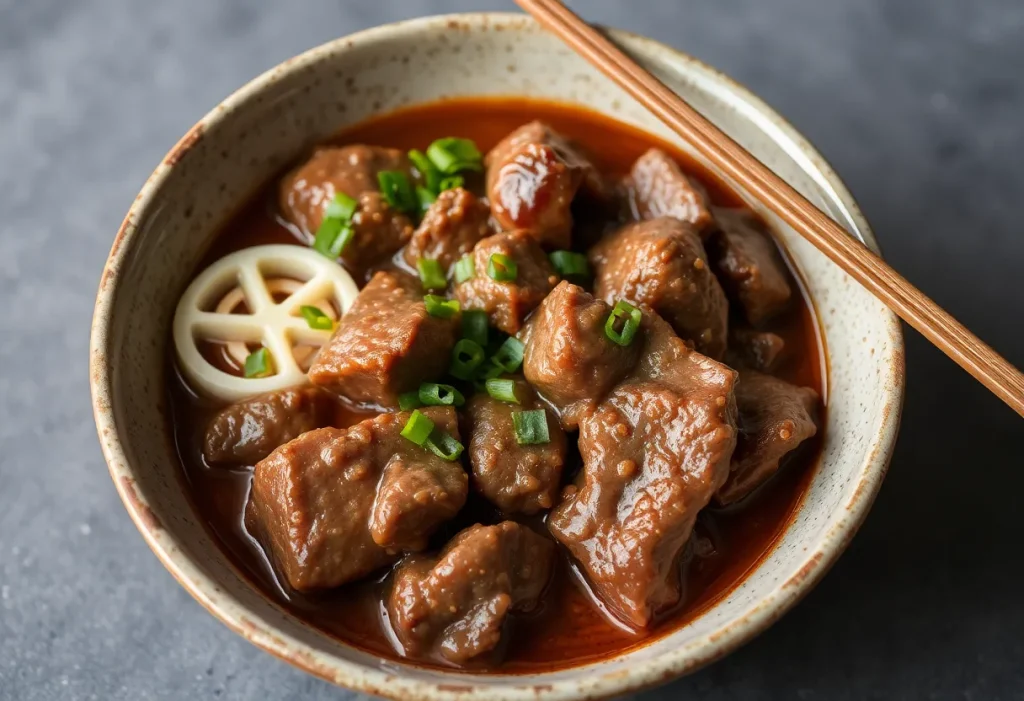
[90,13,904,700]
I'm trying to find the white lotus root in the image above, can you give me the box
[173,245,359,401]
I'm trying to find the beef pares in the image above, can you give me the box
[710,208,793,326]
[716,371,818,505]
[202,387,335,465]
[548,313,738,628]
[248,407,467,592]
[453,230,558,334]
[309,271,458,408]
[465,379,566,514]
[591,217,729,359]
[727,327,786,373]
[627,148,713,233]
[402,187,492,271]
[388,522,554,664]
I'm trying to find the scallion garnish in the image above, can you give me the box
[323,191,358,221]
[425,429,464,462]
[398,391,423,411]
[461,310,489,347]
[511,409,550,445]
[450,338,485,380]
[424,294,460,319]
[377,170,418,214]
[400,409,434,446]
[408,149,442,192]
[416,186,437,213]
[485,378,519,404]
[417,258,447,291]
[299,305,334,331]
[312,192,358,259]
[453,254,475,284]
[438,174,465,192]
[605,300,643,347]
[549,250,590,279]
[243,347,274,378]
[491,337,525,373]
[487,253,518,282]
[418,382,465,407]
[426,137,483,174]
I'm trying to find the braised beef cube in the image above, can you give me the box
[465,379,566,514]
[453,230,558,334]
[591,217,729,359]
[402,187,492,271]
[627,148,713,233]
[716,371,818,505]
[280,145,414,270]
[388,522,554,664]
[710,208,793,326]
[549,313,738,628]
[521,281,641,429]
[727,327,786,373]
[485,121,605,248]
[248,407,466,592]
[202,387,335,465]
[309,271,458,408]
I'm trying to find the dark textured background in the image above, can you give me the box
[1,1,1022,699]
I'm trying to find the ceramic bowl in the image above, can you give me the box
[90,12,904,700]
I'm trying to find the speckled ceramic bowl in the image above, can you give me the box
[90,13,904,700]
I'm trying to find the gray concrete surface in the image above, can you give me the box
[2,0,1023,699]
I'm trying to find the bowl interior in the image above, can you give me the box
[91,13,903,701]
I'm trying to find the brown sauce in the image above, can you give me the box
[167,98,826,673]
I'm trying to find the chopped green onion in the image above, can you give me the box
[424,294,460,319]
[453,254,475,284]
[323,191,358,221]
[312,192,358,259]
[461,310,489,347]
[487,253,518,282]
[400,410,434,446]
[425,429,465,462]
[605,300,643,347]
[243,347,274,378]
[491,337,525,373]
[417,258,447,291]
[480,362,505,380]
[426,137,483,174]
[512,409,550,445]
[398,391,422,411]
[549,250,590,279]
[408,149,442,192]
[418,382,465,407]
[377,170,418,214]
[485,378,519,404]
[299,305,334,331]
[416,186,437,213]
[450,338,485,380]
[438,174,465,192]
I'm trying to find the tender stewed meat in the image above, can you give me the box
[521,281,641,429]
[548,313,738,628]
[710,208,793,326]
[309,271,458,408]
[627,148,713,233]
[453,230,558,334]
[485,121,604,248]
[716,371,818,506]
[465,379,566,514]
[280,145,414,270]
[727,327,786,373]
[402,187,492,271]
[591,217,729,359]
[202,387,335,465]
[248,407,466,592]
[388,522,554,664]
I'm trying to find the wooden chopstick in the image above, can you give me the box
[516,0,1024,418]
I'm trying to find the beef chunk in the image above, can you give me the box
[453,230,558,334]
[402,187,492,271]
[727,327,786,373]
[309,271,458,408]
[716,371,818,505]
[248,407,466,591]
[591,217,729,359]
[710,208,793,326]
[627,148,713,233]
[202,387,335,466]
[521,281,641,429]
[388,522,554,664]
[465,379,566,514]
[548,313,738,628]
[485,121,604,248]
[280,145,414,270]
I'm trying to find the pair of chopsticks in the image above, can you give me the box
[516,0,1024,418]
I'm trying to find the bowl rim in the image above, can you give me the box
[90,11,905,701]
